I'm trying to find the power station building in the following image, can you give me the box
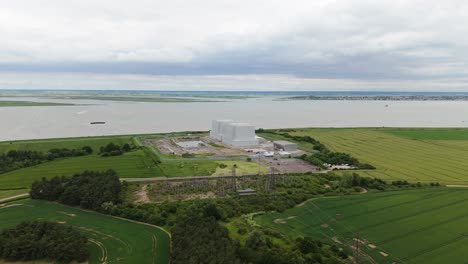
[273,140,298,151]
[210,120,258,147]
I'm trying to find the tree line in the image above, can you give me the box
[0,221,88,263]
[100,142,132,157]
[0,147,93,174]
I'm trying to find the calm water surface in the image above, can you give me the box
[1,97,468,141]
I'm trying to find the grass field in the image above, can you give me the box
[257,188,468,264]
[284,128,468,184]
[0,101,73,107]
[0,135,263,189]
[213,161,267,176]
[0,150,164,189]
[0,189,28,199]
[0,199,170,264]
[0,135,133,153]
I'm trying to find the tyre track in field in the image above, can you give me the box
[89,238,108,264]
[374,206,468,246]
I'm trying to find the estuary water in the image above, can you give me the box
[1,96,468,141]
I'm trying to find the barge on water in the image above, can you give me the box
[90,121,106,125]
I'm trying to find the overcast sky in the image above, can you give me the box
[1,0,468,91]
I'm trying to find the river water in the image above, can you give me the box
[1,96,468,141]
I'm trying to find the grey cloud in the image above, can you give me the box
[0,0,468,89]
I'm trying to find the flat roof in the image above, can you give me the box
[228,122,254,127]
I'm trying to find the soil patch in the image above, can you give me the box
[135,184,150,203]
[57,211,76,217]
[274,216,297,224]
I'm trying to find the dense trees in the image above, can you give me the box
[30,170,122,210]
[0,147,92,174]
[100,143,132,157]
[168,201,348,264]
[0,221,89,263]
[171,201,239,264]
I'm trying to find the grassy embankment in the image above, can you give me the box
[257,188,468,264]
[0,199,170,264]
[260,128,468,185]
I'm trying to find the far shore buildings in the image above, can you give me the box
[210,120,258,147]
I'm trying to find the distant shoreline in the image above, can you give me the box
[279,95,468,101]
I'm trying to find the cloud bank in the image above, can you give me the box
[1,0,468,90]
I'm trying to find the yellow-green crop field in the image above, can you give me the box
[289,128,468,184]
[257,188,468,264]
[0,199,170,264]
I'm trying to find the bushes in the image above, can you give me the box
[181,152,195,158]
[170,202,239,264]
[0,221,89,263]
[100,143,132,157]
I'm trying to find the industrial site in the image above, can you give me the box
[143,120,317,175]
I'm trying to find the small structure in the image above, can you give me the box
[237,188,256,197]
[328,164,356,170]
[210,120,258,147]
[273,140,298,151]
[176,140,203,149]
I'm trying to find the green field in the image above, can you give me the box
[257,188,468,264]
[0,189,27,200]
[213,161,267,176]
[1,135,263,189]
[0,101,73,107]
[284,128,468,184]
[0,199,170,264]
[0,150,164,189]
[0,136,133,153]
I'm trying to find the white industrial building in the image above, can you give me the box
[273,140,298,151]
[210,120,258,147]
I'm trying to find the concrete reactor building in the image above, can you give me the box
[210,120,258,147]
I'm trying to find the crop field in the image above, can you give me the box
[257,188,468,264]
[0,199,170,264]
[287,128,468,184]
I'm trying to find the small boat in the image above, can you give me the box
[90,121,106,125]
